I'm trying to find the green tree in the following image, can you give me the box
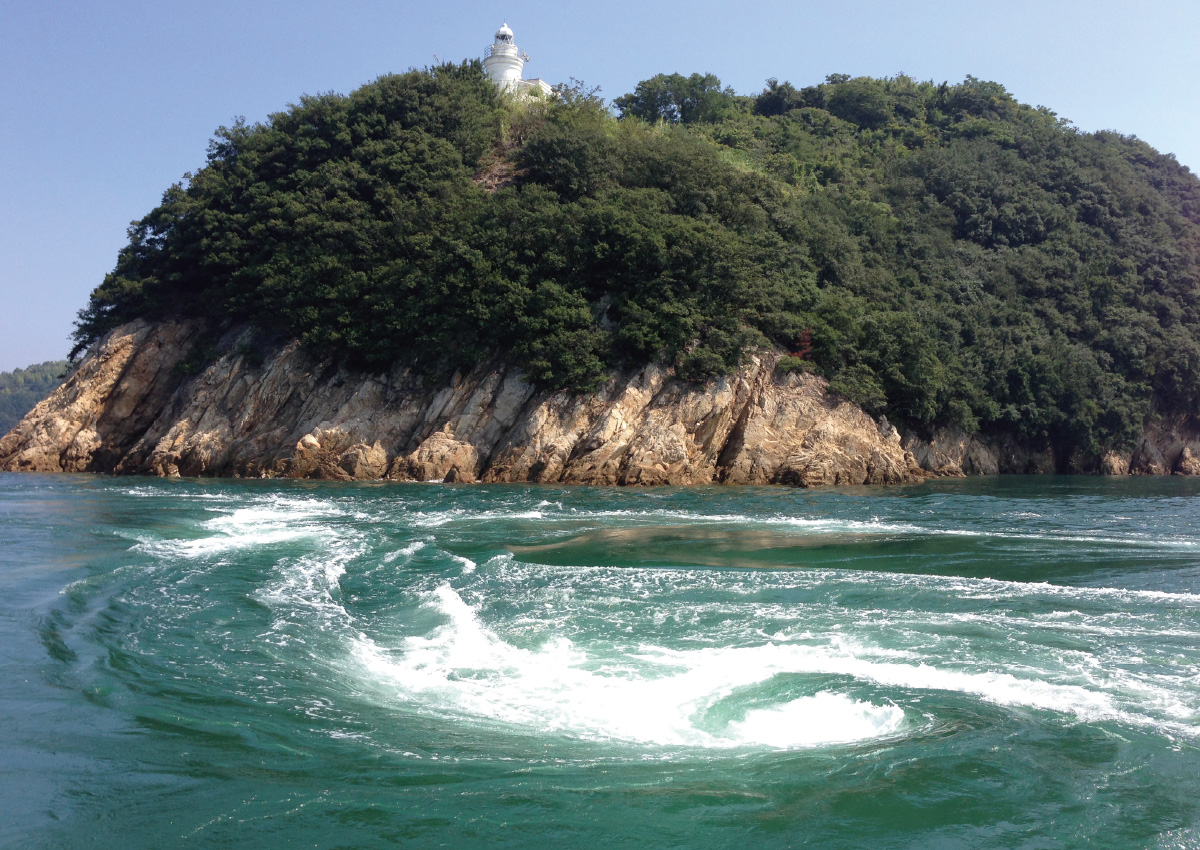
[613,73,741,124]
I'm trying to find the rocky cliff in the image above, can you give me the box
[900,422,1200,477]
[0,320,925,486]
[6,320,1198,484]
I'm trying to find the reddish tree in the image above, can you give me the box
[790,328,813,360]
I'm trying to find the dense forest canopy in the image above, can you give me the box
[72,62,1200,462]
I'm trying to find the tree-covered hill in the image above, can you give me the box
[0,361,68,435]
[70,62,1200,466]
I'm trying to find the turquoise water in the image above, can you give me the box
[3,473,1200,848]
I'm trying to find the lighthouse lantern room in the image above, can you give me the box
[483,23,552,98]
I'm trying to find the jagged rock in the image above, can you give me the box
[10,319,1198,486]
[1100,451,1131,476]
[1130,437,1169,476]
[392,425,481,482]
[0,319,202,472]
[903,426,999,476]
[1129,421,1200,477]
[1063,447,1101,475]
[339,441,388,479]
[878,416,902,446]
[1176,447,1200,476]
[1,320,927,488]
[905,425,1200,479]
[989,435,1056,475]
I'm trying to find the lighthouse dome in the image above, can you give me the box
[483,22,550,98]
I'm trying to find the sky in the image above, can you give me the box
[1,0,1197,372]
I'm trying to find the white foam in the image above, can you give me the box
[934,528,1200,549]
[353,584,908,749]
[137,498,347,558]
[129,491,1200,749]
[256,547,356,617]
[349,581,1200,747]
[207,501,345,529]
[644,642,1125,723]
[223,500,368,635]
[138,527,319,557]
[409,508,544,528]
[883,571,1200,605]
[383,541,427,563]
[591,509,921,535]
[728,693,906,747]
[405,506,919,534]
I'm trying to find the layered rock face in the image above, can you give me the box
[8,320,1196,483]
[0,320,925,487]
[901,423,1200,477]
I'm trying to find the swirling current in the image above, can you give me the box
[2,473,1199,848]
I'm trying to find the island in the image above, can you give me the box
[4,28,1199,484]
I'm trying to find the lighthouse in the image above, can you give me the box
[482,23,552,98]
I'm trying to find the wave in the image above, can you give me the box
[873,571,1200,605]
[406,506,920,534]
[351,584,908,750]
[383,541,427,563]
[398,504,1200,551]
[134,498,350,558]
[121,487,1200,571]
[106,487,1200,750]
[345,571,1200,747]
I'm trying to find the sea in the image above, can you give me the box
[2,472,1199,849]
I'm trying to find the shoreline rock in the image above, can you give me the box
[900,423,1200,478]
[5,320,1197,485]
[0,320,924,487]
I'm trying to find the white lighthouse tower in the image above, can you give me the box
[482,23,552,98]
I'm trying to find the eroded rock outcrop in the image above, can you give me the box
[901,420,1200,477]
[8,320,1197,484]
[0,321,924,487]
[902,426,999,477]
[1129,421,1200,476]
[0,320,205,473]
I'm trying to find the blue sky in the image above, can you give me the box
[1,0,1197,371]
